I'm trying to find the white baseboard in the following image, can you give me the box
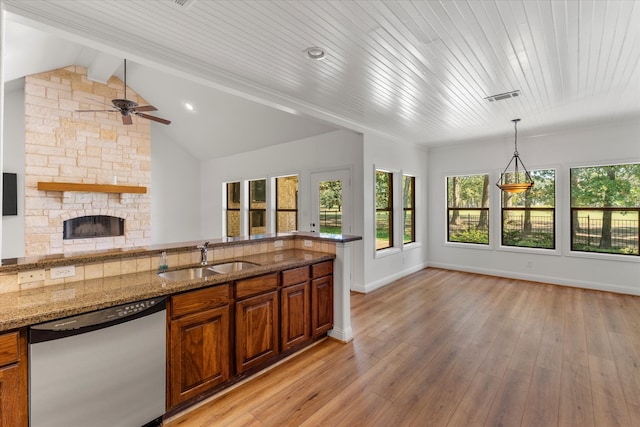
[355,263,427,294]
[426,261,640,296]
[328,326,353,343]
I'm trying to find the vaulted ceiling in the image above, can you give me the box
[3,0,639,160]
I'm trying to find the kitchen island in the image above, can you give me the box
[0,232,360,425]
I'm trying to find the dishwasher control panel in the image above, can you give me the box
[29,297,167,342]
[116,299,161,319]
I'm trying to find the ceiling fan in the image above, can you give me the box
[76,59,171,125]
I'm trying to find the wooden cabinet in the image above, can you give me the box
[311,261,334,337]
[166,261,333,410]
[235,273,279,373]
[281,266,311,351]
[0,330,27,427]
[168,285,230,409]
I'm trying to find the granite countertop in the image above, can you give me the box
[0,231,360,273]
[0,249,334,332]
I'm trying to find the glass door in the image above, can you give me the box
[310,170,351,235]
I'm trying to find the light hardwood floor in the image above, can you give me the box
[164,268,640,426]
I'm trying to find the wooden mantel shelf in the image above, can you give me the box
[37,182,147,194]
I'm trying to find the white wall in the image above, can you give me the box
[2,84,25,259]
[201,129,366,288]
[427,117,640,295]
[360,133,429,292]
[151,127,202,244]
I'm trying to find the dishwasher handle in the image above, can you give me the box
[29,297,166,344]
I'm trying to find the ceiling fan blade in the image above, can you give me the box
[76,109,118,112]
[83,97,115,108]
[122,114,133,125]
[135,112,171,125]
[133,105,158,112]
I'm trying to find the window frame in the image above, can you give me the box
[446,174,490,246]
[569,163,640,258]
[248,178,267,236]
[375,169,394,251]
[402,174,416,245]
[275,175,299,233]
[225,181,241,237]
[500,168,556,251]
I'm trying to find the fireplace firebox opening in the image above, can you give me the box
[63,215,125,240]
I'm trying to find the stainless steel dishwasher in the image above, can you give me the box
[29,296,167,427]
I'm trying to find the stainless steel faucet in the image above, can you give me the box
[197,241,209,265]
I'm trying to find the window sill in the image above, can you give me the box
[565,250,639,263]
[497,245,560,256]
[444,241,492,250]
[375,247,401,259]
[403,242,422,251]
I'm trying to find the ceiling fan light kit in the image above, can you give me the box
[496,118,534,194]
[75,59,171,125]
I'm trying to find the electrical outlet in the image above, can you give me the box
[51,265,76,279]
[303,240,313,247]
[274,240,283,248]
[18,269,45,285]
[526,261,533,268]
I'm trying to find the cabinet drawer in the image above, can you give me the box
[311,261,333,279]
[171,284,230,318]
[282,266,309,287]
[235,273,278,299]
[0,331,19,366]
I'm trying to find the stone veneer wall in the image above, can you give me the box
[24,66,152,255]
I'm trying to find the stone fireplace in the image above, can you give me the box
[24,66,152,255]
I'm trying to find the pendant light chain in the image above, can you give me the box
[513,118,519,156]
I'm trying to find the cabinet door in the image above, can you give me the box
[311,275,333,337]
[168,305,230,408]
[281,282,310,351]
[235,291,278,373]
[0,364,21,427]
[0,331,26,427]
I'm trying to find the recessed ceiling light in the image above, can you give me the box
[304,46,327,60]
[184,102,196,112]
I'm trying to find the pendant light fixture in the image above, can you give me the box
[496,118,534,194]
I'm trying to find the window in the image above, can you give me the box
[249,179,266,236]
[376,170,393,250]
[403,175,415,244]
[570,163,640,256]
[225,182,240,237]
[276,175,298,232]
[447,174,490,244]
[501,169,555,249]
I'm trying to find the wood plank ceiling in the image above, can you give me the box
[3,0,640,149]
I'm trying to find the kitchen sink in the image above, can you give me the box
[158,261,258,281]
[158,266,219,281]
[209,261,258,274]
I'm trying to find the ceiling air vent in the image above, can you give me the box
[171,0,195,9]
[485,90,520,102]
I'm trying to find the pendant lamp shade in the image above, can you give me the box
[496,119,534,194]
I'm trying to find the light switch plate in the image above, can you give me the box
[18,269,45,285]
